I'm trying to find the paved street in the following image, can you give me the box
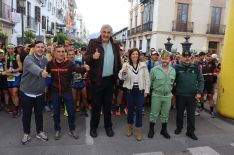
[0,107,234,155]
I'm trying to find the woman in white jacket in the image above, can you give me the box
[119,48,150,141]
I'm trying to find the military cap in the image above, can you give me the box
[182,51,191,57]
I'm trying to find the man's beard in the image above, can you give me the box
[162,62,169,67]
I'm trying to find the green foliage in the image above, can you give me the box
[24,31,36,44]
[78,42,87,48]
[46,38,53,46]
[0,30,8,40]
[72,41,87,49]
[53,33,68,44]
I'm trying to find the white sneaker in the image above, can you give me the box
[195,111,200,116]
[36,132,49,141]
[211,112,216,118]
[21,134,31,145]
[44,105,51,112]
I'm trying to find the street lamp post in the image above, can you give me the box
[18,0,26,45]
[181,36,192,52]
[164,37,173,52]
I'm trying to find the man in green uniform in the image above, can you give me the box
[174,51,204,140]
[148,50,176,139]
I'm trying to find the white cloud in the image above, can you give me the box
[76,0,129,34]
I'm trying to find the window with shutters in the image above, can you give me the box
[146,39,150,53]
[172,3,193,32]
[177,3,188,23]
[51,22,54,30]
[211,7,221,26]
[35,6,40,22]
[139,40,142,50]
[42,16,46,30]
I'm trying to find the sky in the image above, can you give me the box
[76,0,129,35]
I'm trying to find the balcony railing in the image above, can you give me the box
[25,16,38,31]
[136,25,142,34]
[131,28,136,35]
[140,0,150,4]
[128,26,143,36]
[172,20,194,33]
[127,30,131,36]
[143,21,152,32]
[207,24,226,35]
[0,1,12,22]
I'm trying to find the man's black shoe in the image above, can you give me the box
[186,132,198,140]
[174,128,182,135]
[105,127,114,137]
[160,130,170,139]
[160,123,170,139]
[148,122,155,138]
[148,128,154,138]
[90,128,97,138]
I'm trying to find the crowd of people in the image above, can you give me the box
[0,24,220,145]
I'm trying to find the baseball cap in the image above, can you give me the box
[182,51,191,57]
[17,45,23,47]
[140,50,146,54]
[211,54,218,59]
[7,43,16,49]
[152,51,160,55]
[0,49,4,54]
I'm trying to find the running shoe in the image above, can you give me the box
[21,134,31,145]
[36,132,49,141]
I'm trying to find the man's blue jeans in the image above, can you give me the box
[52,91,75,131]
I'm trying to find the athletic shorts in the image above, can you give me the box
[204,80,214,94]
[72,81,85,90]
[7,76,21,88]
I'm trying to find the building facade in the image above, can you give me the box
[0,0,88,45]
[0,0,16,45]
[75,13,88,43]
[112,27,128,50]
[127,0,229,55]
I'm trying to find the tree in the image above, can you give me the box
[24,31,36,44]
[53,33,68,45]
[0,29,8,40]
[0,29,8,46]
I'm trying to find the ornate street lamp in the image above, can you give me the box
[181,35,192,52]
[164,37,173,52]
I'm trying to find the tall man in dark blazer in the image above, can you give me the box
[84,24,121,138]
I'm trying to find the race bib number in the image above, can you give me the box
[7,76,15,82]
[74,73,81,80]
